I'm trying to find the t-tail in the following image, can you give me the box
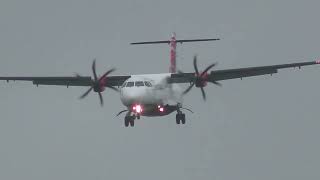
[130,33,220,73]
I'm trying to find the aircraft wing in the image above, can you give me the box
[0,75,131,87]
[170,60,320,83]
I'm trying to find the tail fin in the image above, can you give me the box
[170,32,177,73]
[130,33,220,73]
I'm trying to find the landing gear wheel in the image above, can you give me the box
[129,118,135,127]
[176,113,186,125]
[176,114,181,124]
[124,117,130,127]
[181,114,186,124]
[125,116,135,127]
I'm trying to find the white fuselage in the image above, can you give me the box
[119,73,183,116]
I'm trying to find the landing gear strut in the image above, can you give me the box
[176,103,186,125]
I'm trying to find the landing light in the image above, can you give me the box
[132,104,143,113]
[158,105,164,112]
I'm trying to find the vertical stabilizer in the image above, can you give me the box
[169,33,177,73]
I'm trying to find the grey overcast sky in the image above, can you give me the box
[0,0,319,180]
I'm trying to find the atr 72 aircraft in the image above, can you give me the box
[0,33,319,127]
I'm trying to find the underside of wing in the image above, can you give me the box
[0,60,131,87]
[168,58,319,100]
[170,60,320,84]
[169,61,320,83]
[210,61,319,81]
[0,76,92,86]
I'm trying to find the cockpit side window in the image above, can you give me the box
[144,81,152,87]
[126,82,134,87]
[135,81,144,87]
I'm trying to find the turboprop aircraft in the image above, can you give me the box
[0,33,319,127]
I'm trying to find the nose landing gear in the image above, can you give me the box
[124,115,135,127]
[124,112,141,127]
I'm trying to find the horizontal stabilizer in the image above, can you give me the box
[130,38,220,45]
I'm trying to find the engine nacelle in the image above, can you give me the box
[195,72,209,87]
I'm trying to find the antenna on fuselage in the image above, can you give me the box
[130,33,220,73]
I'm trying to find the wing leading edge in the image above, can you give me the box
[0,61,318,87]
[0,75,130,87]
[170,60,320,83]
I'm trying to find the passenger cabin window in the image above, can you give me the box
[126,82,134,87]
[144,81,152,87]
[135,81,144,87]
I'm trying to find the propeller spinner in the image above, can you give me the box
[79,59,118,106]
[183,55,221,100]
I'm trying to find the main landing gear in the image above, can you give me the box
[176,113,186,125]
[175,103,186,125]
[124,112,140,127]
[124,115,135,127]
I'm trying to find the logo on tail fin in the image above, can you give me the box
[170,33,177,73]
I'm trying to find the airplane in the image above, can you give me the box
[0,33,319,127]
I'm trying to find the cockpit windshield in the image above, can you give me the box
[126,82,134,87]
[135,81,144,87]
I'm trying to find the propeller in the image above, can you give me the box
[116,109,129,117]
[183,55,221,101]
[79,59,118,106]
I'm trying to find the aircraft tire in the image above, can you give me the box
[129,118,135,127]
[176,114,181,124]
[124,117,130,127]
[181,114,186,124]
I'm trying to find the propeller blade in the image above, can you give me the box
[80,59,119,107]
[177,70,184,74]
[193,55,199,75]
[100,68,116,80]
[200,87,206,100]
[209,80,222,86]
[92,59,98,81]
[181,107,194,113]
[201,63,217,77]
[79,87,93,99]
[106,85,119,92]
[183,82,195,95]
[116,109,129,116]
[74,73,82,78]
[98,92,104,106]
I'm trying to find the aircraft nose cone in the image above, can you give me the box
[121,88,146,105]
